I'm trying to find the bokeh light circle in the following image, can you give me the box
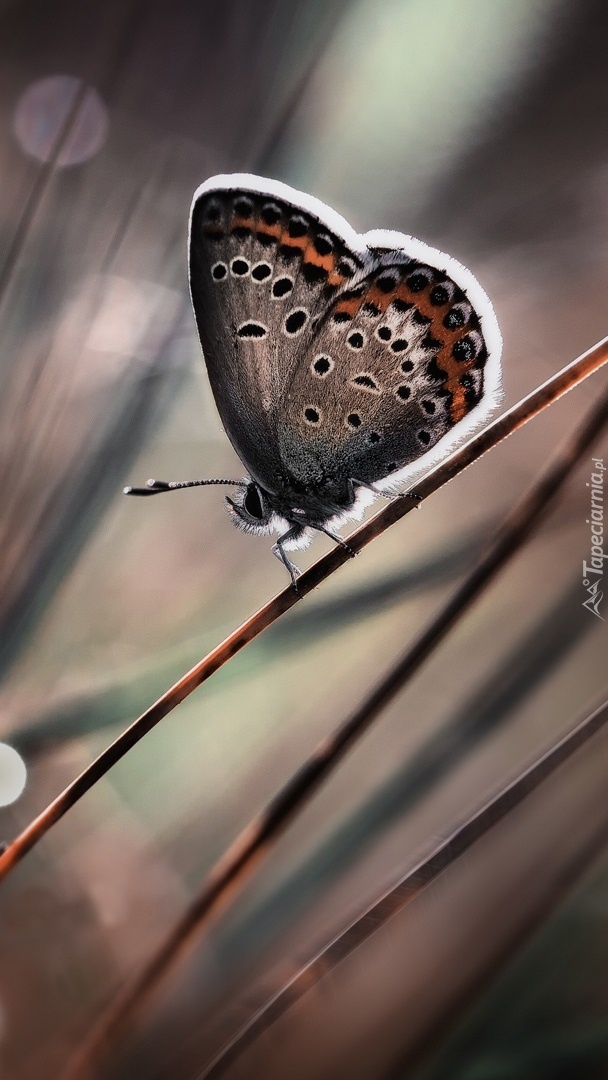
[0,743,27,806]
[14,75,108,166]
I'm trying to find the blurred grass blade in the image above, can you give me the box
[199,697,608,1080]
[227,575,599,961]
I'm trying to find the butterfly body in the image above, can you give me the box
[126,175,501,583]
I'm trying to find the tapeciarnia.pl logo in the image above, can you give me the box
[582,457,605,620]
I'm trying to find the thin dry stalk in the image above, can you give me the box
[200,696,608,1080]
[1,336,608,889]
[60,362,608,1080]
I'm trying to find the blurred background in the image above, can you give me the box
[1,1,608,1077]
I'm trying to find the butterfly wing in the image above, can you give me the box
[279,235,502,490]
[190,174,501,500]
[189,174,365,493]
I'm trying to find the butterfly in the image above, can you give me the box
[126,174,502,586]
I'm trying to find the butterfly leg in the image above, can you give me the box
[272,527,304,591]
[352,478,421,506]
[310,524,356,558]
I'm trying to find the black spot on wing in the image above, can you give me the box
[430,285,450,305]
[256,231,277,247]
[252,262,272,281]
[238,322,268,339]
[288,216,308,237]
[314,234,333,256]
[279,244,300,260]
[302,262,328,285]
[391,297,411,314]
[347,331,364,349]
[377,274,398,293]
[261,203,281,225]
[407,272,429,292]
[352,374,379,391]
[234,197,254,217]
[444,308,465,330]
[312,355,333,376]
[453,337,475,362]
[272,277,293,298]
[426,356,448,381]
[284,309,308,335]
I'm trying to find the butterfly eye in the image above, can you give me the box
[244,484,265,519]
[347,413,362,429]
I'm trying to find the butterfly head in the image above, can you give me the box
[225,480,278,536]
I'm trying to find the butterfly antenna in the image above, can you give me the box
[124,478,244,497]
